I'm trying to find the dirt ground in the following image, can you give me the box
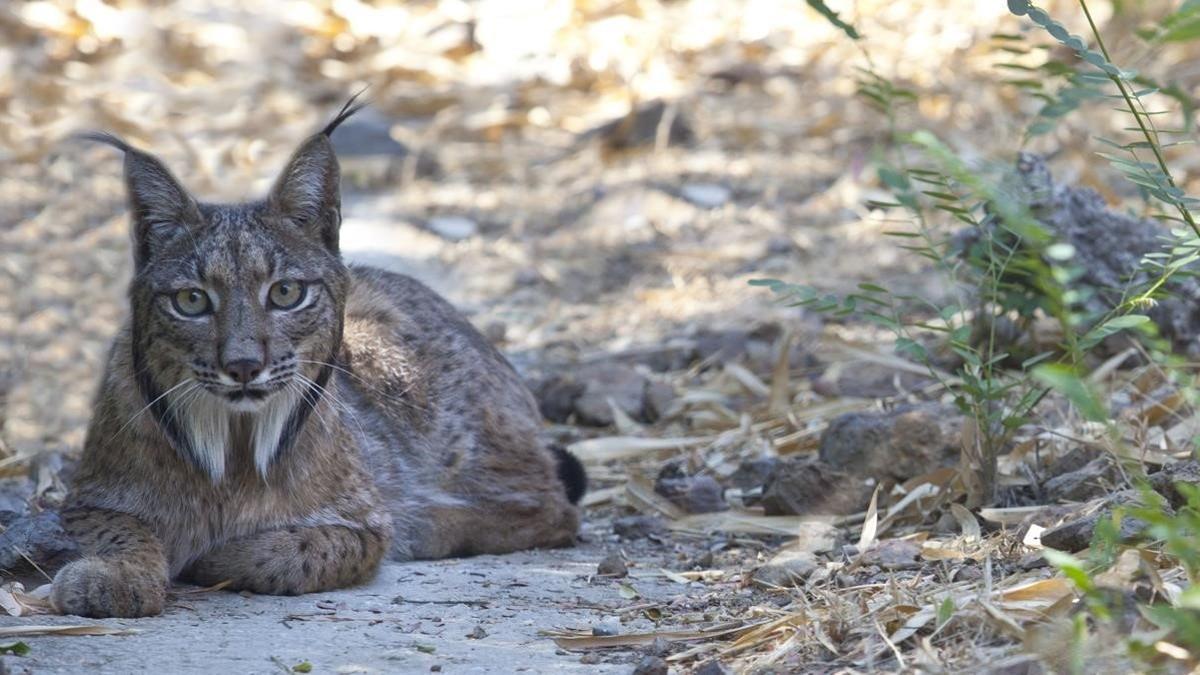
[9,1,1200,673]
[0,543,688,674]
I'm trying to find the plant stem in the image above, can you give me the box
[1078,0,1200,237]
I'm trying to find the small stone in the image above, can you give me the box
[760,458,872,516]
[1042,456,1118,502]
[682,475,727,514]
[613,515,665,539]
[729,457,779,492]
[430,666,442,673]
[751,548,818,588]
[766,236,795,255]
[514,268,541,286]
[692,329,750,364]
[1040,490,1163,552]
[534,374,585,424]
[573,364,648,427]
[426,215,478,241]
[819,405,961,483]
[632,655,669,675]
[582,100,695,151]
[644,637,673,657]
[860,539,922,569]
[580,653,602,665]
[592,621,620,637]
[1148,460,1200,508]
[680,183,731,209]
[643,380,677,422]
[597,553,629,577]
[693,660,729,675]
[466,625,487,639]
[482,321,507,345]
[329,108,410,158]
[0,510,78,571]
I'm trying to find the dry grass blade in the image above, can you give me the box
[0,582,53,617]
[669,512,836,544]
[949,503,981,543]
[0,625,141,637]
[567,436,711,463]
[768,328,793,414]
[548,621,757,650]
[625,475,686,519]
[170,579,233,595]
[857,484,881,550]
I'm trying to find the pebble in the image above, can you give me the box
[426,215,478,241]
[597,553,629,577]
[680,183,732,208]
[632,655,669,675]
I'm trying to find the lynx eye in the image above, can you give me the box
[268,280,307,310]
[172,288,212,317]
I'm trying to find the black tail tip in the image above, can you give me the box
[551,445,587,505]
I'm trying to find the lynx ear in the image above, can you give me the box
[82,133,203,268]
[268,94,366,252]
[268,134,341,251]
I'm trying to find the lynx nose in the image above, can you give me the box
[224,359,264,385]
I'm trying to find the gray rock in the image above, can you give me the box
[680,183,731,209]
[426,215,478,241]
[751,548,818,588]
[592,620,621,636]
[1040,490,1160,552]
[632,655,669,675]
[1148,460,1200,509]
[597,553,628,578]
[0,477,32,515]
[819,404,961,482]
[330,108,411,158]
[613,515,665,540]
[729,457,779,492]
[644,637,673,657]
[1043,456,1119,502]
[573,364,647,427]
[654,462,725,513]
[643,380,677,422]
[860,539,922,570]
[0,510,77,572]
[693,661,729,675]
[534,375,585,424]
[682,475,726,514]
[760,458,873,516]
[580,100,694,150]
[959,153,1200,357]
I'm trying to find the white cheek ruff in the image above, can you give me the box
[169,387,302,482]
[251,386,303,478]
[170,388,230,482]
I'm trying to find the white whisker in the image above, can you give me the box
[108,378,196,442]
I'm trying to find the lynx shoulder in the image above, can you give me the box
[52,101,584,618]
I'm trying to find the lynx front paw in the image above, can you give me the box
[52,558,166,618]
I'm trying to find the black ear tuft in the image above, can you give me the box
[322,88,369,138]
[76,131,139,155]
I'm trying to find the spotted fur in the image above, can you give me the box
[53,107,582,618]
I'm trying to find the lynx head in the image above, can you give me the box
[91,98,364,481]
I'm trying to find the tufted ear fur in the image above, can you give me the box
[82,133,204,269]
[267,94,366,252]
[268,134,342,251]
